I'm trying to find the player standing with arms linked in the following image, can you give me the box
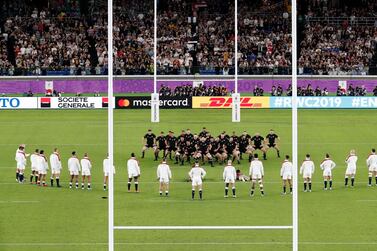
[320,153,336,190]
[127,153,141,192]
[81,153,92,190]
[280,155,293,195]
[49,148,62,187]
[68,151,81,189]
[30,149,39,184]
[300,154,315,192]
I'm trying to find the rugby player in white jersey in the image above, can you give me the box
[249,153,265,197]
[280,155,293,195]
[189,162,206,200]
[366,148,377,186]
[37,150,49,187]
[49,148,62,187]
[127,153,141,192]
[15,145,27,183]
[156,159,172,196]
[68,151,81,189]
[345,149,358,187]
[320,153,336,190]
[223,160,237,198]
[103,155,115,191]
[81,153,92,190]
[30,149,39,184]
[300,154,315,192]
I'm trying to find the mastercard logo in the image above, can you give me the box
[117,99,130,107]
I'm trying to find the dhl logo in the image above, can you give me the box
[199,97,264,108]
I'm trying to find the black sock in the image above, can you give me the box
[135,183,139,191]
[225,188,228,196]
[56,179,60,187]
[277,150,280,157]
[75,182,78,188]
[175,156,178,163]
[263,153,266,160]
[261,190,264,195]
[283,186,286,193]
[165,191,168,196]
[169,152,172,160]
[50,178,54,187]
[375,176,377,184]
[309,183,312,190]
[19,174,24,182]
[192,190,195,199]
[127,182,131,191]
[30,175,33,183]
[369,177,372,185]
[324,180,327,189]
[199,190,202,199]
[16,172,19,180]
[329,180,332,188]
[248,155,252,162]
[232,188,236,196]
[304,183,307,190]
[209,159,214,167]
[345,177,348,186]
[154,152,158,161]
[88,184,91,189]
[290,187,292,193]
[351,178,355,186]
[35,176,38,183]
[104,184,107,190]
[142,151,145,158]
[250,190,254,196]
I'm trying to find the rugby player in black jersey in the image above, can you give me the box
[265,129,280,158]
[238,133,249,160]
[175,136,186,164]
[250,132,267,160]
[226,137,240,164]
[155,131,167,161]
[182,141,196,165]
[142,129,156,158]
[165,131,177,160]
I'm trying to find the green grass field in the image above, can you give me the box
[1,109,377,251]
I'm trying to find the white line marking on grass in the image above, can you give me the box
[0,200,39,203]
[1,242,377,246]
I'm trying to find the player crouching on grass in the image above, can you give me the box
[157,159,172,196]
[280,155,293,195]
[68,151,81,189]
[189,162,206,200]
[81,153,92,190]
[103,155,115,191]
[37,150,49,187]
[366,148,377,186]
[141,129,156,159]
[345,150,358,187]
[320,153,336,190]
[265,129,280,158]
[249,153,265,197]
[30,149,39,184]
[300,154,315,192]
[223,160,237,198]
[127,153,141,192]
[49,148,62,187]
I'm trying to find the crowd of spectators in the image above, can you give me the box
[299,0,377,75]
[159,83,229,97]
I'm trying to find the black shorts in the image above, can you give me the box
[145,143,154,148]
[268,143,276,148]
[158,146,166,150]
[254,145,263,150]
[168,146,177,152]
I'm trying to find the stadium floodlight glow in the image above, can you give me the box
[232,0,241,122]
[109,1,299,251]
[151,0,159,123]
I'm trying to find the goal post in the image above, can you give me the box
[107,0,299,250]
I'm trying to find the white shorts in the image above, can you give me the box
[224,177,235,183]
[82,170,91,176]
[192,177,202,186]
[303,173,312,179]
[39,169,47,175]
[252,173,262,180]
[322,170,332,177]
[31,166,39,172]
[70,170,79,176]
[282,173,292,180]
[128,173,139,179]
[159,177,170,184]
[368,166,377,172]
[345,167,356,175]
[51,169,61,175]
[17,163,26,169]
